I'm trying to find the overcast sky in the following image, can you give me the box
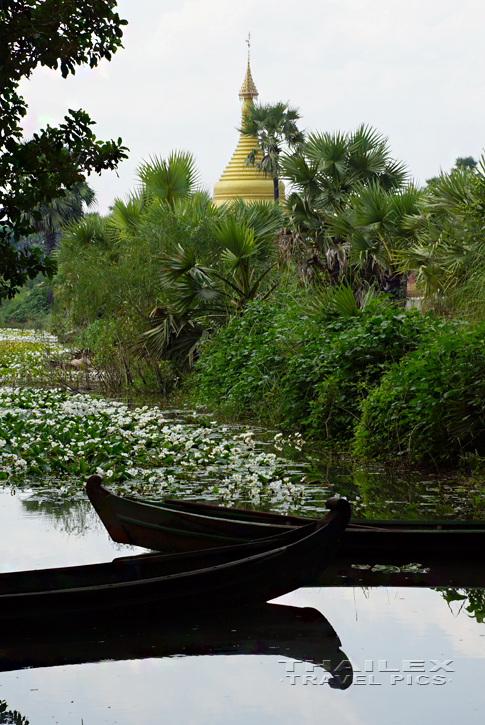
[19,0,485,213]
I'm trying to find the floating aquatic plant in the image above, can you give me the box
[0,386,308,510]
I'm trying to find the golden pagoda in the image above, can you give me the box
[213,48,285,206]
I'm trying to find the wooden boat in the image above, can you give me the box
[0,495,350,623]
[0,603,353,688]
[87,474,485,560]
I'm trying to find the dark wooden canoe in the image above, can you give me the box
[0,603,353,688]
[86,474,485,560]
[0,496,350,622]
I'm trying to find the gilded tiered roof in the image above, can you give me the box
[213,54,284,206]
[238,62,259,100]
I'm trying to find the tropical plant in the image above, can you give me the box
[397,163,480,310]
[136,151,202,208]
[280,125,409,282]
[138,202,283,368]
[26,181,96,255]
[312,278,381,317]
[55,148,285,374]
[0,0,128,299]
[109,192,147,236]
[194,294,433,439]
[455,157,478,171]
[354,320,485,466]
[325,182,423,287]
[240,102,304,202]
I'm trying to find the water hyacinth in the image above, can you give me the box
[0,386,308,510]
[0,328,71,383]
[1,328,481,520]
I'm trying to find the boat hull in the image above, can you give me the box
[0,497,350,622]
[86,475,485,560]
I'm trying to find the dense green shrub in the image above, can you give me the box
[354,322,485,465]
[0,281,50,327]
[194,298,307,423]
[194,295,437,441]
[279,304,435,441]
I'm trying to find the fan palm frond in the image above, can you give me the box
[136,151,202,208]
[227,198,282,252]
[109,192,146,234]
[62,213,113,249]
[304,131,348,181]
[138,306,208,370]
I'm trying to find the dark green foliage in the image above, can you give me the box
[0,280,50,326]
[194,300,296,423]
[455,156,478,171]
[194,296,433,439]
[281,305,431,441]
[196,294,485,466]
[0,700,29,725]
[354,322,485,466]
[0,1,128,299]
[27,181,96,256]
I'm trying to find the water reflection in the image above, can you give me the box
[20,498,103,537]
[0,699,28,725]
[438,589,485,624]
[0,603,352,690]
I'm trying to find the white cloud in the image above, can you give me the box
[16,0,485,211]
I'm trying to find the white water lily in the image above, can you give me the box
[0,329,312,511]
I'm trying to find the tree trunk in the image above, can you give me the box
[44,230,58,256]
[273,177,279,203]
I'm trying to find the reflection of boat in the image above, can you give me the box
[0,497,350,622]
[0,603,353,689]
[320,554,485,588]
[87,475,485,560]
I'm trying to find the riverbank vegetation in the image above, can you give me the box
[3,124,485,476]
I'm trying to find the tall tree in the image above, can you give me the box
[239,102,304,202]
[27,181,96,256]
[280,125,408,279]
[0,1,129,299]
[455,156,478,171]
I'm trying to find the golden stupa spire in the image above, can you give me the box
[213,35,284,206]
[239,34,258,101]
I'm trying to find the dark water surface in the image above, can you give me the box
[0,489,484,724]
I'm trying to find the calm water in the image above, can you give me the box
[0,489,484,724]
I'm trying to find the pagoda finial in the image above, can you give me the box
[239,34,258,101]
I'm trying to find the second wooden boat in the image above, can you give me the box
[87,474,485,560]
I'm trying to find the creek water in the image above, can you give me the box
[0,485,484,724]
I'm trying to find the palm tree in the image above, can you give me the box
[27,181,96,256]
[326,182,423,287]
[239,102,304,202]
[109,192,147,235]
[280,125,409,282]
[136,151,201,208]
[138,202,283,368]
[398,165,479,307]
